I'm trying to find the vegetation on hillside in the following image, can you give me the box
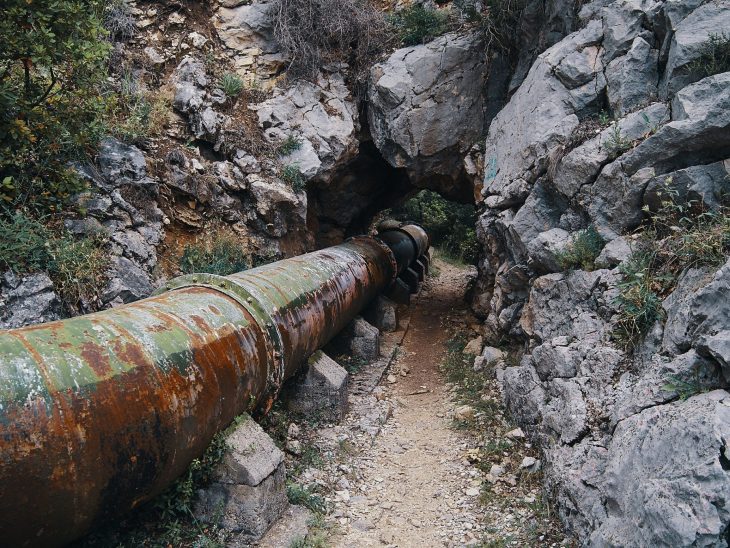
[613,181,730,348]
[179,234,252,276]
[0,212,108,313]
[0,0,110,213]
[272,0,390,79]
[556,225,605,271]
[385,190,479,263]
[389,4,449,46]
[686,33,730,79]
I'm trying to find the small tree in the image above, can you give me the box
[0,0,110,213]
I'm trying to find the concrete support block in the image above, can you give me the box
[257,505,313,548]
[327,316,381,363]
[363,295,398,332]
[347,317,381,362]
[384,278,410,305]
[195,415,288,544]
[283,350,348,421]
[401,267,420,294]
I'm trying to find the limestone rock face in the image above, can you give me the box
[368,32,488,202]
[212,0,286,87]
[252,72,359,181]
[472,0,730,543]
[0,272,62,329]
[74,138,164,307]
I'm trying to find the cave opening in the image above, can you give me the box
[307,101,479,262]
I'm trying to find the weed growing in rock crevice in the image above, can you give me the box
[613,180,730,348]
[686,33,730,79]
[0,212,109,313]
[219,73,245,100]
[282,164,306,192]
[278,134,303,156]
[556,225,605,271]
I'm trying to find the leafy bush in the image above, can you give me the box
[282,164,306,192]
[556,225,605,271]
[278,135,303,156]
[389,4,449,46]
[219,73,244,99]
[0,0,111,213]
[0,212,108,311]
[613,180,730,348]
[386,190,479,263]
[179,234,251,276]
[686,33,730,79]
[272,0,389,79]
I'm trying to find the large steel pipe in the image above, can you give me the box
[0,229,428,547]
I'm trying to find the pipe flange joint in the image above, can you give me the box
[156,273,286,397]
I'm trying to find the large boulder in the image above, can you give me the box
[368,32,487,202]
[591,391,730,547]
[659,0,730,98]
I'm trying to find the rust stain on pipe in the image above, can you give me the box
[0,227,428,547]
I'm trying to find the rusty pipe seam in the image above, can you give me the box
[159,273,287,398]
[0,230,426,547]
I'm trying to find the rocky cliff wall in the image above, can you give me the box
[471,0,730,544]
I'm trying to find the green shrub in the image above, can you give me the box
[386,190,479,263]
[556,225,605,271]
[0,212,109,312]
[282,164,306,192]
[604,122,632,158]
[179,234,251,276]
[612,180,730,348]
[278,135,303,156]
[389,4,449,46]
[286,483,327,514]
[0,0,111,214]
[686,33,730,79]
[219,73,245,99]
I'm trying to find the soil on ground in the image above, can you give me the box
[281,258,569,547]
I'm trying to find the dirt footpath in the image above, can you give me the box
[327,261,487,547]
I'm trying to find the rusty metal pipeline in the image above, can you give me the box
[0,226,428,547]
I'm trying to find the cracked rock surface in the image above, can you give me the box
[472,0,730,544]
